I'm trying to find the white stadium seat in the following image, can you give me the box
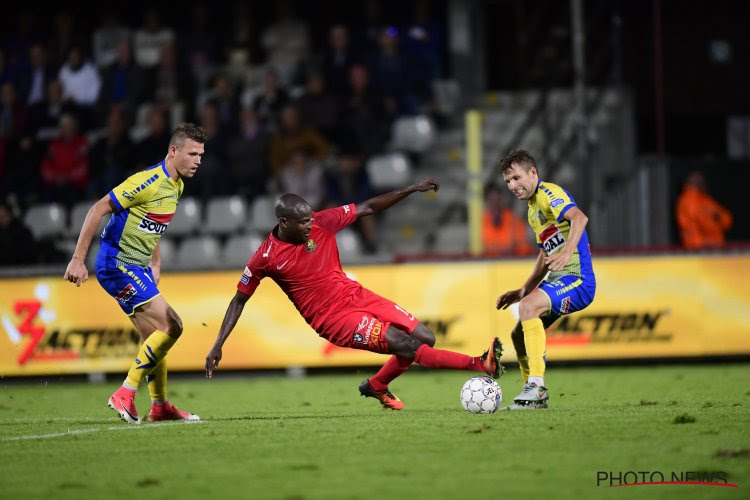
[24,203,66,239]
[169,197,202,236]
[222,232,265,267]
[204,196,247,235]
[157,237,177,271]
[249,195,277,233]
[366,153,412,190]
[390,115,436,154]
[175,235,221,269]
[335,227,363,263]
[67,200,108,238]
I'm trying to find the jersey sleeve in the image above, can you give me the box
[313,204,357,233]
[108,170,164,211]
[236,245,268,297]
[541,183,576,223]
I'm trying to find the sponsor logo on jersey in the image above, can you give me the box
[550,198,564,208]
[122,174,160,201]
[240,266,252,285]
[138,212,174,234]
[536,210,548,226]
[343,205,350,214]
[540,224,566,254]
[305,238,317,252]
[115,284,137,303]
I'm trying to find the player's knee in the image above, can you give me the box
[518,298,545,320]
[412,324,435,347]
[402,335,423,360]
[166,309,183,338]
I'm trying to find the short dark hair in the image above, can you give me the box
[170,123,207,147]
[498,149,537,174]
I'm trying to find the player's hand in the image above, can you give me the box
[205,346,223,379]
[544,251,571,271]
[496,289,523,310]
[63,257,88,287]
[412,177,439,193]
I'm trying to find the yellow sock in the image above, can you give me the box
[517,355,530,382]
[124,331,176,389]
[521,318,546,378]
[148,358,167,403]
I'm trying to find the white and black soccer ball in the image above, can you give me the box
[460,376,502,414]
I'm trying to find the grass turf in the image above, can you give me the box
[0,363,748,499]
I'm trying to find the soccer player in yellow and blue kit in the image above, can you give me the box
[64,123,207,424]
[496,150,596,409]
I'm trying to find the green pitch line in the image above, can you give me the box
[0,364,748,499]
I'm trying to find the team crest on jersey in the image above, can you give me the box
[536,211,548,225]
[305,238,317,252]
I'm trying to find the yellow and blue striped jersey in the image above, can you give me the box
[99,161,183,268]
[527,180,594,281]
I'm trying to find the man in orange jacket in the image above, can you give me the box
[482,183,533,256]
[676,170,733,249]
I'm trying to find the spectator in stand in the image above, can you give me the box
[28,79,77,143]
[339,64,393,156]
[402,0,444,104]
[0,201,40,266]
[294,72,339,143]
[0,50,12,88]
[15,43,56,107]
[187,102,230,202]
[320,25,360,95]
[143,41,196,125]
[133,107,171,172]
[482,183,533,257]
[227,106,270,201]
[98,38,146,128]
[675,170,733,249]
[88,106,133,198]
[40,113,89,205]
[252,67,289,132]
[0,81,29,193]
[47,11,80,69]
[92,10,131,69]
[355,0,385,59]
[260,0,310,85]
[368,26,418,116]
[279,148,325,210]
[269,104,330,179]
[134,8,175,69]
[179,2,221,68]
[225,1,264,65]
[3,9,42,73]
[58,45,101,131]
[205,72,241,135]
[323,145,378,253]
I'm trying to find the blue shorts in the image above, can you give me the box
[538,274,596,326]
[95,256,160,316]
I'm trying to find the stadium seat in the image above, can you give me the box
[249,195,277,233]
[204,196,248,235]
[157,237,177,271]
[390,115,436,154]
[67,200,108,238]
[335,228,362,263]
[222,232,265,267]
[169,197,202,236]
[432,79,462,116]
[433,223,468,254]
[24,203,66,239]
[366,153,412,191]
[175,235,222,269]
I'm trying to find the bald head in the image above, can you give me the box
[275,194,310,220]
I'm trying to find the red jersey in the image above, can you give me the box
[237,204,362,333]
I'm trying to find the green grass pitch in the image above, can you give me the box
[1,363,748,499]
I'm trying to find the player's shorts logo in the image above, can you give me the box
[353,333,364,343]
[305,238,317,252]
[357,315,369,332]
[115,284,137,303]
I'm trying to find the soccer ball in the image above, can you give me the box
[460,376,502,414]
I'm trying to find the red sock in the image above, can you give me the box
[414,344,482,371]
[370,356,412,392]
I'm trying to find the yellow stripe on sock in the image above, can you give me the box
[148,359,167,402]
[521,318,546,378]
[124,330,176,389]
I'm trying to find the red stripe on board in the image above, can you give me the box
[609,482,738,488]
[547,336,592,346]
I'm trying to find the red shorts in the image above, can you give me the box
[319,288,419,354]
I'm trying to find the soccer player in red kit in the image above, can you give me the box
[205,177,503,410]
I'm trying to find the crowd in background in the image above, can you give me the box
[0,0,445,215]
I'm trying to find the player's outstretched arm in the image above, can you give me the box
[355,177,439,219]
[205,291,251,378]
[544,206,589,271]
[496,250,548,309]
[63,195,115,287]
